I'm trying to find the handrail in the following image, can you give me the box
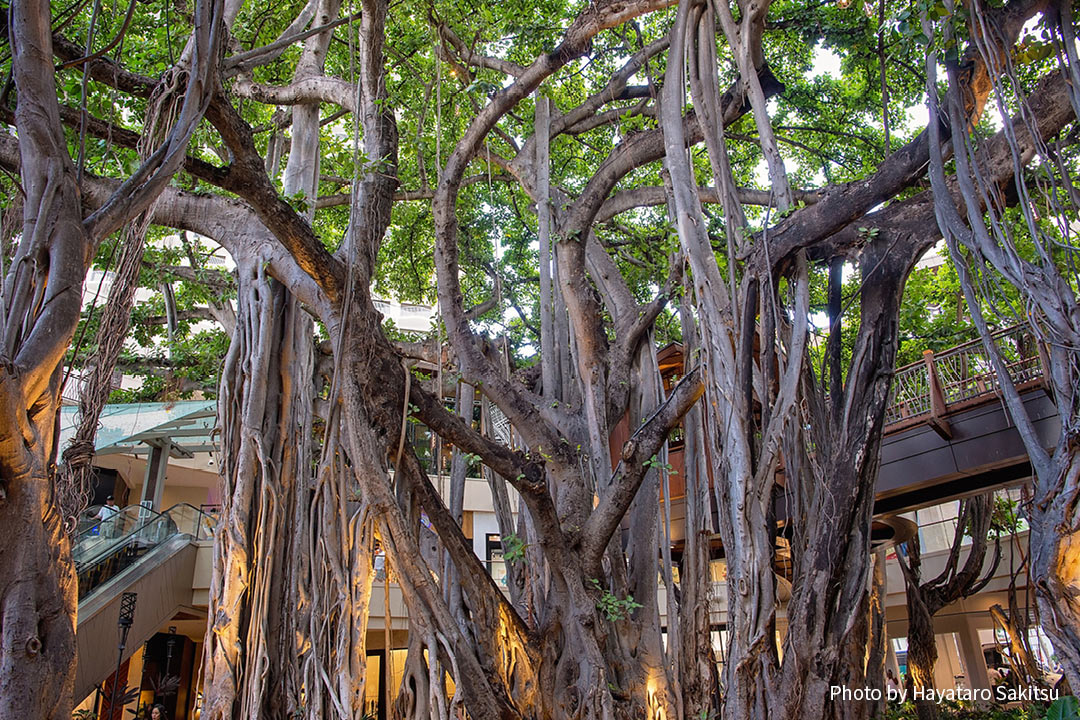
[884,324,1046,431]
[74,503,219,601]
[75,503,164,546]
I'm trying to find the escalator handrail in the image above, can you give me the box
[74,502,218,576]
[158,502,219,541]
[75,509,178,575]
[74,503,164,546]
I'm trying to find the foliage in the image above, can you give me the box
[588,578,642,622]
[502,533,527,564]
[960,494,1025,540]
[1042,696,1080,720]
[882,696,1080,720]
[896,254,978,367]
[989,495,1025,537]
[23,0,1017,398]
[643,455,677,475]
[66,231,233,403]
[885,699,1032,720]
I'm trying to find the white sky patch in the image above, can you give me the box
[979,103,1003,132]
[812,44,843,79]
[1021,15,1042,37]
[754,158,770,187]
[904,101,927,132]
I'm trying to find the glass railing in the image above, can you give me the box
[74,503,218,601]
[166,502,218,540]
[73,505,161,567]
[76,505,107,537]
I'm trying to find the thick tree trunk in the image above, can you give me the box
[1030,459,1080,692]
[1,0,218,710]
[0,436,78,720]
[779,459,879,720]
[202,259,316,719]
[423,1,716,716]
[905,583,940,720]
[677,293,720,719]
[2,0,115,712]
[867,551,889,719]
[2,2,93,713]
[622,343,677,719]
[988,603,1043,685]
[661,8,778,719]
[0,243,83,720]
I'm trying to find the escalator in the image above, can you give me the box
[73,503,216,703]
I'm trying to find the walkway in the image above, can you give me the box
[876,324,1058,513]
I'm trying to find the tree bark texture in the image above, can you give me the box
[202,258,316,719]
[1,0,220,712]
[922,0,1080,687]
[3,0,1074,716]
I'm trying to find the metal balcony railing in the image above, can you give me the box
[884,325,1047,431]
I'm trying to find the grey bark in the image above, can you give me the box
[922,2,1080,687]
[0,0,220,713]
[202,259,316,719]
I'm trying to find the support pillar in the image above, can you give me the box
[140,441,170,511]
[957,616,991,691]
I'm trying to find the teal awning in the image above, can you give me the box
[59,400,217,457]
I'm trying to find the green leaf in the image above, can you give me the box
[1047,696,1080,720]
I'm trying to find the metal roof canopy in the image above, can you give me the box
[59,400,218,458]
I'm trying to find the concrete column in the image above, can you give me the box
[140,441,170,511]
[934,633,965,689]
[957,616,991,691]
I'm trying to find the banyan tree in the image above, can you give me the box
[0,0,1078,716]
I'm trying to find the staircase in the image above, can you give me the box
[73,503,216,702]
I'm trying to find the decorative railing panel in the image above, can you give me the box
[489,403,512,446]
[884,364,933,425]
[884,325,1045,429]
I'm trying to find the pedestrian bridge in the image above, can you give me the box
[874,324,1057,515]
[658,324,1059,548]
